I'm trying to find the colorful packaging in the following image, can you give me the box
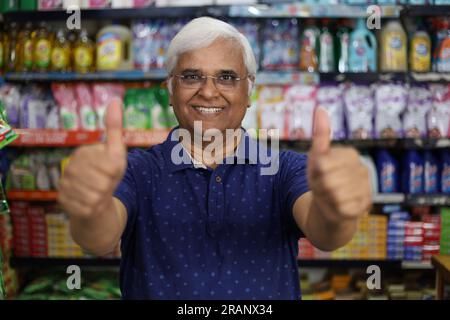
[51,84,80,131]
[410,21,432,72]
[0,84,21,128]
[402,150,424,194]
[96,24,132,71]
[19,90,51,129]
[284,84,317,140]
[262,19,299,70]
[232,19,260,70]
[348,19,377,72]
[375,83,407,138]
[299,20,319,72]
[376,149,399,193]
[424,151,440,194]
[316,84,345,140]
[0,100,18,150]
[441,149,450,194]
[92,83,125,129]
[74,84,97,131]
[428,84,450,138]
[257,85,286,139]
[435,23,450,72]
[380,20,408,72]
[123,88,151,129]
[403,85,432,138]
[343,84,374,139]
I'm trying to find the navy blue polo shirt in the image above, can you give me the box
[113,127,309,300]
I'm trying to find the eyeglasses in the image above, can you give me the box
[172,73,248,91]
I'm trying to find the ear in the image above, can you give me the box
[247,78,254,97]
[167,77,173,95]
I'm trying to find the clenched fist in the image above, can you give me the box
[57,98,127,220]
[307,108,372,224]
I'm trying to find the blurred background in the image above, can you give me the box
[0,0,450,300]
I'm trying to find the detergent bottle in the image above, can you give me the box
[410,19,431,72]
[349,19,377,72]
[435,18,450,72]
[96,23,133,71]
[337,19,351,73]
[380,20,407,72]
[318,19,336,73]
[17,22,34,72]
[299,19,319,72]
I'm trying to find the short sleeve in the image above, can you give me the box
[277,150,310,238]
[113,151,141,232]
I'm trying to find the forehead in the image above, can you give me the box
[175,38,246,73]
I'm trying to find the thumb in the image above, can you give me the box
[105,97,125,158]
[310,106,331,157]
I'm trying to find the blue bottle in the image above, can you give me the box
[376,149,399,193]
[402,150,424,194]
[441,149,450,194]
[349,19,377,72]
[424,151,440,194]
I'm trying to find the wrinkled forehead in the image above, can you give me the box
[175,38,246,74]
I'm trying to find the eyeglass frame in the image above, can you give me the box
[169,72,251,91]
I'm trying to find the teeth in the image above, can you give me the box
[193,106,223,113]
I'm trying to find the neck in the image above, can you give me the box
[180,128,243,169]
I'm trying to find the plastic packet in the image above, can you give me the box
[51,84,80,131]
[375,83,407,138]
[316,84,346,140]
[403,85,432,138]
[0,100,19,150]
[0,85,21,128]
[9,154,36,190]
[75,84,97,131]
[428,84,450,138]
[33,152,50,191]
[285,84,317,140]
[123,88,151,129]
[257,85,286,139]
[262,19,299,70]
[344,84,374,139]
[92,83,125,130]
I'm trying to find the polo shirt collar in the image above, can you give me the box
[162,126,258,173]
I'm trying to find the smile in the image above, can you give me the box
[191,105,225,114]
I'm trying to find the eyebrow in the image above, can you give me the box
[180,69,239,75]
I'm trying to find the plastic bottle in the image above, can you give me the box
[299,19,319,72]
[435,18,450,72]
[5,23,19,72]
[349,19,377,72]
[376,149,399,193]
[319,19,336,73]
[51,28,71,72]
[337,20,351,73]
[402,150,424,194]
[410,20,431,72]
[0,29,4,74]
[440,149,450,194]
[33,22,52,72]
[424,151,440,194]
[380,20,408,72]
[96,24,133,71]
[73,29,95,73]
[17,22,34,72]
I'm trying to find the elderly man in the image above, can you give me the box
[58,17,371,300]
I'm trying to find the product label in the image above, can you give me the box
[411,39,430,72]
[381,164,396,193]
[74,47,93,68]
[35,39,51,68]
[97,33,121,70]
[24,39,33,67]
[409,163,424,193]
[51,48,67,69]
[442,164,450,193]
[80,106,97,130]
[390,36,402,50]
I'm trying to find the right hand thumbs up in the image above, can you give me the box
[58,98,127,220]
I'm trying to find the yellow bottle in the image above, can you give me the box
[18,22,34,72]
[73,29,94,73]
[51,29,71,72]
[380,20,407,72]
[5,23,19,73]
[33,22,52,72]
[410,26,431,72]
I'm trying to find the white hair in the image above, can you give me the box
[165,16,258,77]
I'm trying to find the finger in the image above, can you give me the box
[310,107,331,157]
[105,97,125,158]
[308,148,360,177]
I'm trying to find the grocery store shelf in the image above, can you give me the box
[230,4,401,18]
[9,129,170,147]
[298,259,401,269]
[279,138,450,151]
[6,190,58,201]
[9,257,120,268]
[405,194,450,206]
[402,261,433,270]
[372,193,405,204]
[404,5,450,17]
[5,70,168,82]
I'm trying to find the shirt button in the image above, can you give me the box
[216,176,222,183]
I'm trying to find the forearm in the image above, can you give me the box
[69,197,123,256]
[305,197,359,252]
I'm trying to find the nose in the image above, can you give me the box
[197,76,220,99]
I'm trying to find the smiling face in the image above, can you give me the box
[169,38,252,136]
